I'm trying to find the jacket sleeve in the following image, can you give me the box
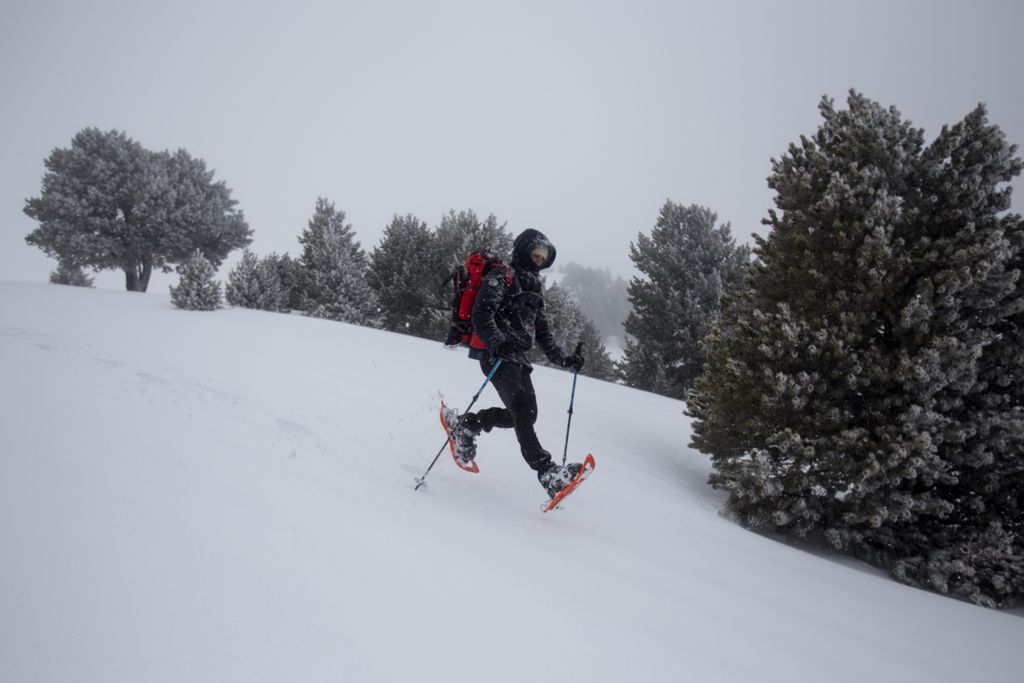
[470,266,509,351]
[534,307,565,364]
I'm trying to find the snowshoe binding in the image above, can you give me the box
[440,402,482,473]
[541,454,596,512]
[539,461,583,499]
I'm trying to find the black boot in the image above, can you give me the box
[442,407,482,465]
[538,462,583,498]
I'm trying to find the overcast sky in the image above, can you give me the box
[2,0,1021,292]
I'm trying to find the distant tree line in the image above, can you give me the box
[556,263,630,348]
[220,203,618,380]
[21,128,616,378]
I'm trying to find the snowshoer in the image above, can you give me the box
[443,228,586,499]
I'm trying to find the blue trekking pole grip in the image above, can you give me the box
[561,341,584,466]
[415,358,503,490]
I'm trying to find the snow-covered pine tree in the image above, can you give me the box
[576,317,617,381]
[527,280,617,381]
[368,214,442,338]
[688,91,1024,608]
[225,249,288,311]
[272,253,302,312]
[618,201,749,400]
[170,249,222,310]
[433,209,513,273]
[24,128,251,292]
[890,105,1024,606]
[226,249,262,307]
[49,260,94,287]
[297,198,380,326]
[428,209,514,341]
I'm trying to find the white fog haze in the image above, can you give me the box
[2,0,1022,292]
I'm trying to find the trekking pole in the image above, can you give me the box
[561,341,584,466]
[414,358,504,491]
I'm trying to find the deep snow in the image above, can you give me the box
[1,282,1021,683]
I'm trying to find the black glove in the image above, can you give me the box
[495,331,532,357]
[494,340,515,358]
[561,348,585,372]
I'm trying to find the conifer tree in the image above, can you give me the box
[528,281,617,380]
[576,317,617,381]
[433,209,513,272]
[688,91,1024,607]
[368,214,441,337]
[24,128,251,292]
[427,209,514,342]
[261,252,292,312]
[225,249,288,311]
[618,201,749,399]
[49,261,94,287]
[225,249,262,307]
[272,253,303,312]
[170,249,222,310]
[297,198,380,326]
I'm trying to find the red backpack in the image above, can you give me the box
[444,250,514,350]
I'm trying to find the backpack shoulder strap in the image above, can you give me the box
[486,262,514,286]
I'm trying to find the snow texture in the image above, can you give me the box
[1,282,1021,683]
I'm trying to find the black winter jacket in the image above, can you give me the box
[469,229,566,366]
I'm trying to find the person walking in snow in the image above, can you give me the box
[443,229,586,499]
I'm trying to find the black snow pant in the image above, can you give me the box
[469,357,553,474]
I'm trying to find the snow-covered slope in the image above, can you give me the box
[1,282,1020,683]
